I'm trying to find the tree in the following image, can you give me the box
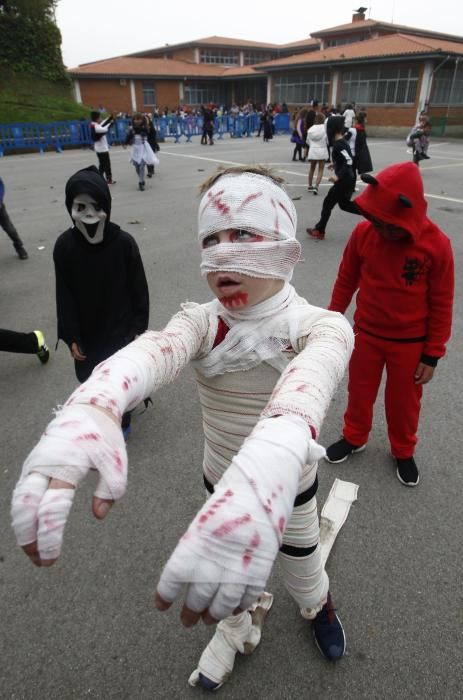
[0,0,67,82]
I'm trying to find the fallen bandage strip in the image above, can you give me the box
[319,478,359,567]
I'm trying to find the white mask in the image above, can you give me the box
[71,194,107,244]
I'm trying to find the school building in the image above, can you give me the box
[69,10,463,133]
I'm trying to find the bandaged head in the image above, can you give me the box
[65,165,111,245]
[198,171,300,281]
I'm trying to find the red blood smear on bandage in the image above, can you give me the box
[44,515,60,532]
[212,513,251,537]
[236,191,263,211]
[76,432,100,441]
[242,550,253,567]
[278,517,285,533]
[220,292,248,308]
[250,532,261,548]
[113,451,124,472]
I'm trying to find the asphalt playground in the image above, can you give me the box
[0,133,462,699]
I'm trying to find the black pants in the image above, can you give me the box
[0,203,24,250]
[74,342,132,429]
[0,328,38,354]
[96,151,112,182]
[292,144,304,160]
[315,177,358,233]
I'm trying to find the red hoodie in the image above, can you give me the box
[329,162,454,359]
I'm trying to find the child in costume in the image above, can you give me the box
[90,111,116,184]
[408,115,431,165]
[325,162,454,487]
[125,113,158,191]
[307,112,328,194]
[0,176,28,259]
[52,165,150,438]
[306,116,360,240]
[12,166,354,691]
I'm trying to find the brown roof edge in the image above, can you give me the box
[311,18,463,43]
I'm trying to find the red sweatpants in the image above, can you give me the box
[343,330,423,458]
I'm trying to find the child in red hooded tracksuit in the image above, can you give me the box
[325,161,454,486]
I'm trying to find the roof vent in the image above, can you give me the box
[352,6,367,22]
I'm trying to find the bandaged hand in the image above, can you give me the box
[11,404,127,566]
[155,415,325,626]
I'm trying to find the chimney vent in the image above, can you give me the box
[352,6,367,22]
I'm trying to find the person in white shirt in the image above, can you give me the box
[342,103,356,129]
[90,110,116,185]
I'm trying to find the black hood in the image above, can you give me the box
[65,166,112,221]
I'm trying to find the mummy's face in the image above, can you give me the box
[71,194,106,244]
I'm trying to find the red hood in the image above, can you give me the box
[354,162,427,242]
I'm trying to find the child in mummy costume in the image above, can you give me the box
[11,166,354,691]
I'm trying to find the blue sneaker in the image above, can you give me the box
[312,592,346,661]
[198,674,222,691]
[122,425,132,441]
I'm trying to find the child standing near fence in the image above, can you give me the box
[125,114,158,191]
[90,111,116,184]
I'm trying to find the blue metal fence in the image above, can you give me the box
[0,113,291,155]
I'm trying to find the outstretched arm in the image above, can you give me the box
[11,303,214,567]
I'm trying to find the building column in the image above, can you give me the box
[194,48,200,64]
[239,50,244,67]
[179,81,185,101]
[417,60,434,119]
[130,80,137,112]
[266,75,272,105]
[73,79,82,104]
[330,71,340,107]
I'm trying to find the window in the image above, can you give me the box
[273,73,330,105]
[199,50,239,65]
[142,82,156,106]
[431,63,463,105]
[184,83,227,105]
[243,51,271,65]
[340,66,419,104]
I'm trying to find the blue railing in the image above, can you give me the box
[0,114,291,155]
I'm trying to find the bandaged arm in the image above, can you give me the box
[11,303,214,561]
[262,311,354,435]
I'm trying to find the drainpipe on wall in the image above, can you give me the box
[330,71,340,107]
[73,79,82,104]
[130,80,137,112]
[446,57,460,119]
[416,60,434,120]
[420,54,452,119]
[266,75,272,105]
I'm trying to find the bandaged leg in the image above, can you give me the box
[280,478,358,620]
[189,592,274,690]
[278,492,329,619]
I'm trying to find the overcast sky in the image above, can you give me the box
[56,0,463,68]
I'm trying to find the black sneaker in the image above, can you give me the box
[325,437,366,463]
[312,592,346,661]
[16,246,28,260]
[396,457,419,486]
[139,182,145,191]
[33,330,50,364]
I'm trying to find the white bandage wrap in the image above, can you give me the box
[200,239,301,282]
[156,415,319,619]
[198,171,300,282]
[11,404,127,558]
[198,172,297,243]
[65,305,212,422]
